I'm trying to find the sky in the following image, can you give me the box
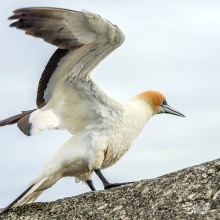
[0,0,220,207]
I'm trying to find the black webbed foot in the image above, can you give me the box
[94,169,133,190]
[104,182,134,189]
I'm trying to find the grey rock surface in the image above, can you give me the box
[1,158,220,220]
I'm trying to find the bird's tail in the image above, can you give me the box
[0,109,36,136]
[0,176,47,215]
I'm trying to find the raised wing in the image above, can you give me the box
[9,8,125,134]
[9,7,124,49]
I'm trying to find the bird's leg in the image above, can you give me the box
[86,180,96,191]
[94,169,133,189]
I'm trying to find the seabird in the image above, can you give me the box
[0,7,184,213]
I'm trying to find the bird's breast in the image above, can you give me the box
[100,105,151,169]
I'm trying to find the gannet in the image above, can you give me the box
[0,7,184,213]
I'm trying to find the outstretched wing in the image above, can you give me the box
[9,8,125,134]
[9,7,120,48]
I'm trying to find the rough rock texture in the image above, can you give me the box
[1,159,220,220]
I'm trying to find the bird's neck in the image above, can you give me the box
[128,96,154,116]
[124,98,154,134]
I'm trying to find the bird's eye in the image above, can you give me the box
[162,100,167,105]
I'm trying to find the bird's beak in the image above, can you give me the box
[162,104,185,117]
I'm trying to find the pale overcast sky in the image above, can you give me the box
[0,1,220,207]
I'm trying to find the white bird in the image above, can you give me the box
[0,7,184,213]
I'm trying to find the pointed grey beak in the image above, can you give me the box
[162,104,185,117]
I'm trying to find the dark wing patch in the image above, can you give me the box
[17,113,32,136]
[36,48,70,108]
[8,8,85,108]
[8,8,84,49]
[0,109,35,126]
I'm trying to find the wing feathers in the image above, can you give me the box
[37,48,70,108]
[0,110,35,127]
[7,7,125,132]
[8,7,125,48]
[0,184,34,214]
[17,113,32,136]
[8,8,92,48]
[0,176,49,214]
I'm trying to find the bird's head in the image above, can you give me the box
[137,90,185,117]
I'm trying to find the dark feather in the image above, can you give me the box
[0,184,34,215]
[17,114,32,136]
[36,49,70,108]
[8,8,84,49]
[0,110,35,127]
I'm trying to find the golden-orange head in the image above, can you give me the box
[137,90,185,117]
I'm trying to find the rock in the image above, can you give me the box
[1,159,220,219]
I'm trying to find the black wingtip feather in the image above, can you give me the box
[8,13,26,20]
[9,20,20,27]
[0,109,35,127]
[17,114,32,136]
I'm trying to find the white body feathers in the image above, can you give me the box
[12,98,153,208]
